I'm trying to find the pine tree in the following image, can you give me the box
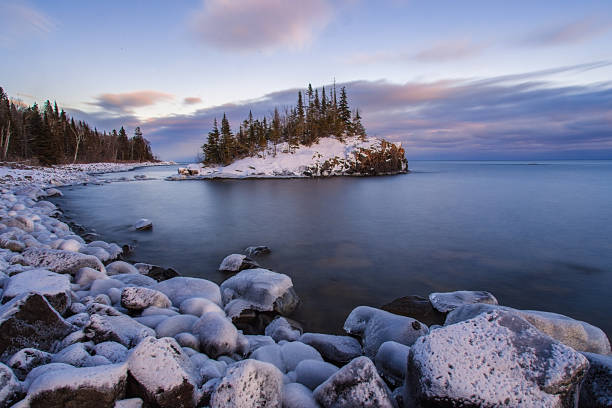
[296,91,305,144]
[271,107,281,156]
[338,86,352,137]
[352,109,366,140]
[219,113,235,165]
[203,118,220,164]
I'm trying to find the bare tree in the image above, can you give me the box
[71,124,85,163]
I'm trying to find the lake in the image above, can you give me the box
[52,161,612,337]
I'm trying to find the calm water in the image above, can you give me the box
[52,161,612,337]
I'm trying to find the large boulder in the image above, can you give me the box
[446,303,612,354]
[192,312,241,358]
[295,359,339,390]
[0,293,72,360]
[580,352,612,408]
[299,333,362,365]
[210,359,283,408]
[343,306,428,358]
[313,356,396,408]
[407,310,589,407]
[265,317,301,342]
[428,290,498,313]
[22,248,105,275]
[19,363,127,408]
[106,261,139,276]
[218,254,259,273]
[0,362,21,407]
[380,295,446,326]
[374,341,410,386]
[120,287,171,311]
[154,277,221,307]
[84,314,155,348]
[8,348,52,380]
[155,315,198,338]
[127,337,197,408]
[220,268,299,319]
[2,269,72,314]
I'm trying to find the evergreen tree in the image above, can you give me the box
[338,86,352,137]
[352,109,366,140]
[219,113,235,165]
[202,118,220,164]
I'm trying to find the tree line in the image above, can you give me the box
[202,83,367,165]
[0,87,156,165]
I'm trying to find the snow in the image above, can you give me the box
[428,290,498,313]
[106,261,139,276]
[2,269,72,313]
[154,314,198,338]
[154,277,222,307]
[295,359,339,390]
[265,316,301,342]
[93,341,128,364]
[192,312,241,358]
[179,297,224,317]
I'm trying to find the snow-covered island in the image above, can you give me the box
[0,163,610,408]
[171,136,408,180]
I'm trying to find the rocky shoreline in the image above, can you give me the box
[0,163,610,407]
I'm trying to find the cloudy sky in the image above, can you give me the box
[1,0,611,161]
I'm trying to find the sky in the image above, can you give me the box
[1,0,611,161]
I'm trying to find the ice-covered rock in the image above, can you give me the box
[299,333,362,365]
[220,268,299,319]
[127,337,197,408]
[252,344,285,372]
[428,290,498,313]
[155,314,198,338]
[112,273,156,288]
[135,314,168,328]
[0,362,21,407]
[2,269,72,314]
[446,303,612,354]
[89,278,125,296]
[67,312,89,328]
[44,188,62,197]
[283,383,319,408]
[343,306,428,358]
[407,310,589,407]
[120,286,171,311]
[192,312,240,358]
[141,306,178,317]
[79,246,112,262]
[133,263,180,282]
[114,398,143,408]
[245,335,276,354]
[0,293,72,360]
[106,261,139,276]
[94,341,129,364]
[218,254,259,273]
[380,295,447,326]
[22,247,105,275]
[58,239,81,252]
[210,359,283,408]
[20,363,128,408]
[281,341,324,372]
[374,341,410,386]
[244,246,271,257]
[75,267,107,289]
[265,316,301,342]
[580,352,612,408]
[175,333,200,351]
[22,363,72,390]
[313,356,396,408]
[155,277,222,307]
[8,348,52,380]
[295,359,339,391]
[84,314,155,347]
[51,342,90,367]
[4,215,34,232]
[179,297,224,317]
[133,219,152,231]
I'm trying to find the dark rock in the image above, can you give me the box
[380,295,446,326]
[145,265,179,282]
[244,246,271,257]
[299,333,362,365]
[7,348,52,380]
[2,269,72,315]
[580,352,612,408]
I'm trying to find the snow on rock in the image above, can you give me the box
[210,359,283,408]
[2,269,72,314]
[79,246,112,263]
[175,333,200,351]
[295,359,339,391]
[141,306,178,317]
[133,219,152,231]
[112,273,156,288]
[75,267,108,289]
[299,333,362,365]
[407,309,589,407]
[94,341,129,364]
[22,247,105,276]
[120,286,171,311]
[282,383,319,408]
[313,356,396,408]
[20,363,128,408]
[192,312,241,358]
[155,314,198,338]
[114,398,143,408]
[127,337,197,408]
[218,254,259,273]
[135,314,168,329]
[89,278,125,296]
[179,297,224,317]
[245,335,276,354]
[265,316,301,342]
[343,306,428,358]
[0,362,22,407]
[220,268,299,319]
[374,341,410,386]
[7,348,52,380]
[580,352,612,408]
[51,342,91,367]
[445,303,612,355]
[58,239,82,252]
[244,246,271,257]
[280,341,324,372]
[0,293,73,360]
[84,314,155,348]
[106,261,139,276]
[428,290,498,313]
[155,277,222,307]
[252,344,285,373]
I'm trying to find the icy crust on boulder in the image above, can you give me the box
[220,268,298,319]
[218,254,259,273]
[580,352,612,408]
[428,290,498,313]
[20,363,127,408]
[120,286,171,311]
[84,314,155,347]
[0,362,21,407]
[299,333,362,365]
[374,341,410,386]
[408,310,589,407]
[2,269,72,314]
[22,247,105,275]
[154,277,222,307]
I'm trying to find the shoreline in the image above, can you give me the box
[0,162,610,407]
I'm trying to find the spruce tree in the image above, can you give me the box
[203,118,220,164]
[352,109,366,140]
[338,87,352,137]
[219,113,234,165]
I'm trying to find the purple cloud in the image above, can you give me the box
[523,16,612,46]
[190,0,333,52]
[89,91,174,113]
[0,2,57,46]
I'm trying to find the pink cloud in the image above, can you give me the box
[524,16,612,46]
[91,91,174,112]
[184,97,203,105]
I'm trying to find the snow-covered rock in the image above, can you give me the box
[580,352,612,408]
[251,344,285,372]
[7,348,52,380]
[22,247,105,275]
[343,306,428,358]
[280,341,324,372]
[133,219,152,231]
[155,315,198,338]
[114,398,143,408]
[75,267,107,288]
[192,312,241,358]
[120,286,171,311]
[446,303,612,355]
[265,316,301,342]
[0,362,22,407]
[112,273,156,288]
[106,261,139,276]
[84,314,155,348]
[175,333,200,350]
[374,341,410,386]
[407,310,589,407]
[58,238,82,252]
[210,359,283,408]
[295,359,339,391]
[127,337,197,408]
[245,335,276,354]
[282,383,319,408]
[0,293,73,360]
[299,333,362,365]
[21,363,72,390]
[218,254,259,273]
[2,269,72,314]
[313,356,396,408]
[179,297,224,317]
[244,246,271,257]
[155,277,222,307]
[220,268,299,319]
[428,290,498,313]
[94,341,128,364]
[51,342,91,367]
[135,314,168,328]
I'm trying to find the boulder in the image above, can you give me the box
[407,310,589,407]
[133,219,152,231]
[192,312,240,358]
[114,398,143,408]
[220,268,299,319]
[133,263,179,282]
[179,297,224,317]
[265,316,301,342]
[210,359,283,408]
[299,333,362,365]
[282,383,319,408]
[0,293,72,360]
[428,290,498,313]
[280,341,324,372]
[2,269,72,314]
[94,341,129,364]
[374,341,410,386]
[218,254,259,273]
[343,306,428,358]
[251,344,285,373]
[106,261,139,276]
[20,363,127,408]
[127,337,197,408]
[58,239,81,252]
[155,315,198,338]
[244,246,271,257]
[22,363,73,390]
[51,342,90,367]
[380,295,446,326]
[120,287,171,311]
[4,215,34,232]
[175,333,200,351]
[446,303,612,354]
[75,267,107,289]
[22,248,105,275]
[313,356,396,408]
[0,362,22,407]
[84,314,155,348]
[295,359,339,390]
[7,348,52,380]
[580,352,612,408]
[154,277,222,307]
[112,274,156,288]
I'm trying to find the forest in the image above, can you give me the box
[0,87,156,165]
[201,84,367,165]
